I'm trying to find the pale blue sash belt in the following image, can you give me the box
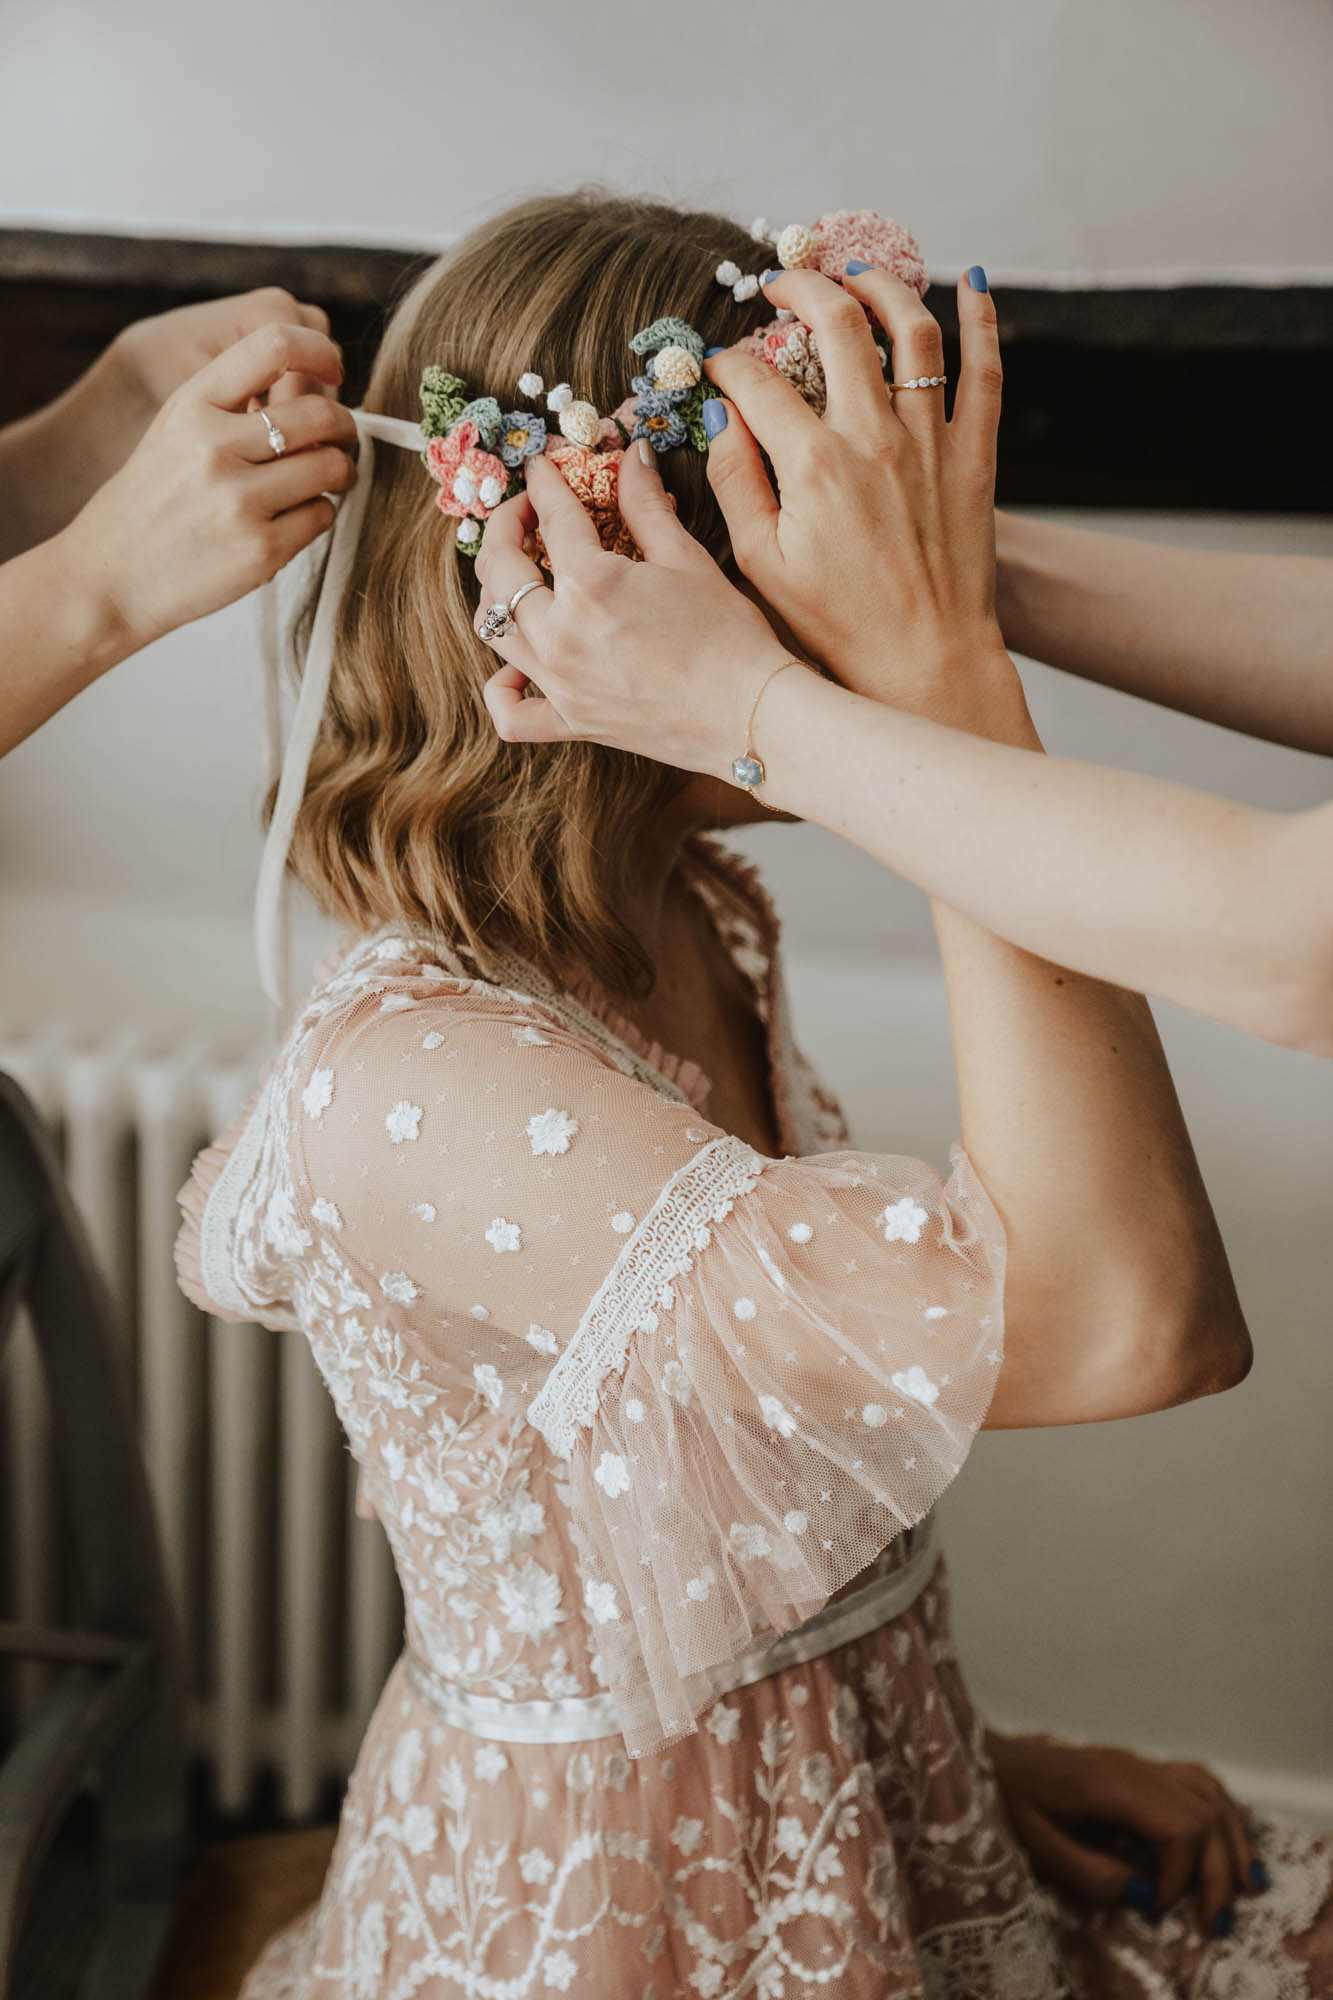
[404,1515,939,1745]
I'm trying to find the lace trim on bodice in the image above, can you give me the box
[526,1133,767,1458]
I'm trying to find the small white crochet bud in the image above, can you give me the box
[456,518,482,548]
[517,370,544,399]
[478,475,505,509]
[776,222,817,269]
[732,274,759,302]
[714,258,742,288]
[751,216,772,242]
[775,307,798,324]
[558,399,600,448]
[546,382,574,413]
[452,471,478,506]
[652,345,702,392]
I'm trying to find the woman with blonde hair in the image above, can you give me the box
[179,193,1332,1998]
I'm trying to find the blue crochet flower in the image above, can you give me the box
[497,409,547,467]
[631,384,688,453]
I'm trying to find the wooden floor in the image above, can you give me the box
[151,1828,337,2000]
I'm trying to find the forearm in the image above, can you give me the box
[0,336,155,561]
[757,665,1331,1056]
[0,532,130,754]
[995,511,1333,754]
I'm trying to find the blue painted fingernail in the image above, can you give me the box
[702,398,728,440]
[704,346,725,358]
[1121,1877,1155,1912]
[1213,1908,1234,1938]
[966,264,989,292]
[845,258,873,275]
[1250,1861,1270,1892]
[761,268,781,285]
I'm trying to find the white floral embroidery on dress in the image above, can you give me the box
[891,1364,940,1406]
[784,1509,809,1534]
[788,1220,813,1243]
[526,1107,579,1156]
[311,1196,343,1231]
[525,1323,559,1355]
[472,1362,503,1410]
[421,1030,445,1050]
[385,1100,423,1144]
[513,1025,549,1046]
[302,1068,334,1119]
[685,1567,715,1602]
[733,1295,758,1321]
[924,1305,948,1320]
[414,1202,437,1222]
[879,1195,929,1244]
[610,1211,635,1234]
[759,1395,798,1437]
[862,1404,888,1428]
[380,992,416,1013]
[379,1271,419,1305]
[728,1522,772,1562]
[583,1577,620,1623]
[468,1304,490,1320]
[485,1217,522,1253]
[593,1451,631,1498]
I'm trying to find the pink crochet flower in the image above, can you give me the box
[810,211,928,296]
[425,421,509,520]
[536,444,639,562]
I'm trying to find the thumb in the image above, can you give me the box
[1005,1797,1134,1907]
[617,437,708,568]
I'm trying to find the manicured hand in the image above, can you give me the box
[58,322,356,656]
[703,265,1016,735]
[474,444,801,777]
[987,1730,1266,1935]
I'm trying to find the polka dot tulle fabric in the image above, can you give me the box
[177,842,1333,1997]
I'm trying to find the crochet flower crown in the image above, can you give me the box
[416,209,927,561]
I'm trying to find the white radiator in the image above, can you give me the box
[0,1034,402,1819]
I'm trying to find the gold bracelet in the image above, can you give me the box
[731,659,802,811]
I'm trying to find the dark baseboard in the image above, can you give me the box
[3,228,1329,510]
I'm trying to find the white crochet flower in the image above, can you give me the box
[732,274,759,302]
[880,1195,929,1244]
[891,1364,941,1407]
[593,1451,631,1499]
[557,399,600,448]
[751,216,772,242]
[302,1068,334,1119]
[452,470,478,506]
[517,370,544,398]
[714,259,742,287]
[527,1107,579,1156]
[776,221,817,269]
[485,1217,521,1254]
[546,382,574,413]
[456,519,481,549]
[478,475,505,509]
[385,1100,423,1144]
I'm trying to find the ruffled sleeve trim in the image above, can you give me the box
[174,1086,265,1319]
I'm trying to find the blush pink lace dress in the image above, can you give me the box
[177,842,1333,1999]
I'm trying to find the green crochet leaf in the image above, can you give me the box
[679,381,713,453]
[419,366,470,438]
[629,317,705,364]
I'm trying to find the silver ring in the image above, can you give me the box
[890,375,947,391]
[258,407,288,457]
[506,580,547,621]
[479,601,513,642]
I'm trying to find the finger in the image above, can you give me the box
[523,453,604,571]
[483,664,574,744]
[252,444,357,515]
[1196,1829,1235,1936]
[235,291,338,404]
[260,494,337,576]
[1180,1775,1255,1900]
[1005,1798,1131,1906]
[192,323,345,412]
[839,265,947,443]
[472,597,544,680]
[1154,1831,1200,1913]
[949,268,1003,464]
[755,267,892,438]
[472,493,555,649]
[701,397,781,581]
[617,437,711,568]
[703,346,822,477]
[235,394,358,463]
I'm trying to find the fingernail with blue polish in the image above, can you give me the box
[1213,1908,1234,1938]
[1250,1861,1270,1893]
[702,398,728,440]
[1122,1877,1155,1913]
[761,268,781,285]
[966,264,989,293]
[704,346,724,358]
[845,258,873,275]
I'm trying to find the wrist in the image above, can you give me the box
[44,522,138,685]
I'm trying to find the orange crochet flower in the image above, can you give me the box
[533,444,640,564]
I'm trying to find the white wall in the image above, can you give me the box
[2,0,1330,1811]
[2,0,1332,285]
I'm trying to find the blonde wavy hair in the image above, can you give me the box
[281,192,775,997]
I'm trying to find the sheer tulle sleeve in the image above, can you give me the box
[526,1137,1005,1751]
[283,946,1005,1753]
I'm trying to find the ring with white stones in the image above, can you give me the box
[257,407,288,457]
[890,375,947,391]
[506,580,547,621]
[479,601,514,642]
